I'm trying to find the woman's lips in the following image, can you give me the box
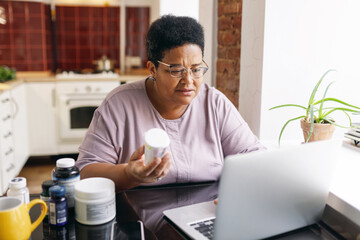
[176,89,194,96]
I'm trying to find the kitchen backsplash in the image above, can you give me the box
[0,1,53,71]
[0,1,149,72]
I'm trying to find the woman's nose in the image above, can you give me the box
[181,69,193,84]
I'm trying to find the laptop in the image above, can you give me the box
[163,140,339,240]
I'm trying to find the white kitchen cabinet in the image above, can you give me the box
[0,90,16,195]
[26,82,58,155]
[11,84,30,173]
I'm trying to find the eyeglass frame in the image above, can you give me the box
[156,59,209,79]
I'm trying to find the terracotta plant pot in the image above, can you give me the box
[300,118,336,142]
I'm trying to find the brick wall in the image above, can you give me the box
[216,0,242,108]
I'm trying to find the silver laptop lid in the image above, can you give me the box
[214,140,339,240]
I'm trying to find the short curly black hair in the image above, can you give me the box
[146,15,205,68]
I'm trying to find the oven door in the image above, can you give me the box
[58,93,105,141]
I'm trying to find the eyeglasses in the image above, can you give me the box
[157,59,209,79]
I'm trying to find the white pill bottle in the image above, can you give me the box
[144,128,170,165]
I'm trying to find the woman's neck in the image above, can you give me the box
[145,79,188,120]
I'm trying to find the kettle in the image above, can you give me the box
[93,55,116,72]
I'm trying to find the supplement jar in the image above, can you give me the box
[7,177,30,204]
[144,128,170,165]
[40,180,57,218]
[74,177,116,225]
[52,158,80,208]
[49,185,68,227]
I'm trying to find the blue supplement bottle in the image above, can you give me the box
[52,158,80,209]
[49,185,68,226]
[40,180,57,219]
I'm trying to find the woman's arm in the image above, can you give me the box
[79,145,171,192]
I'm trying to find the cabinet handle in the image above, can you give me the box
[11,96,19,118]
[2,115,11,121]
[52,88,56,107]
[5,148,13,156]
[6,163,15,172]
[3,131,12,139]
[1,98,10,104]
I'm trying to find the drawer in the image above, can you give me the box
[0,129,12,142]
[0,144,14,161]
[0,118,12,136]
[0,150,16,194]
[0,92,11,119]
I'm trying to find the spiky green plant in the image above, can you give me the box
[269,69,360,145]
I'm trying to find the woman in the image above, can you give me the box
[76,15,265,191]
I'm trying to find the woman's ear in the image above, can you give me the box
[146,61,156,77]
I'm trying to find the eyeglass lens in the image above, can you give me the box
[170,66,208,78]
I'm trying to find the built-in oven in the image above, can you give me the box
[56,72,120,145]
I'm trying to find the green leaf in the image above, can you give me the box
[278,115,306,146]
[269,104,307,111]
[307,69,336,116]
[323,117,352,129]
[322,108,360,119]
[313,98,360,110]
[318,81,335,119]
[306,105,314,143]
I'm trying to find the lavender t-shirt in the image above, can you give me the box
[76,79,265,185]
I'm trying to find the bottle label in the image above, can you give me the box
[52,175,80,208]
[49,200,68,226]
[40,195,50,216]
[86,198,115,222]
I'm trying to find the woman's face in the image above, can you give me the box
[149,44,204,108]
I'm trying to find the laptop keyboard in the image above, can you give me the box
[189,218,215,239]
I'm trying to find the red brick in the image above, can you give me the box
[233,15,242,29]
[223,2,239,15]
[216,0,243,107]
[217,74,239,89]
[227,47,240,59]
[218,30,240,45]
[218,18,232,30]
[218,3,224,16]
[217,60,235,75]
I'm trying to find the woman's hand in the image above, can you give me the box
[125,145,171,184]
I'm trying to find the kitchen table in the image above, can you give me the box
[29,181,358,240]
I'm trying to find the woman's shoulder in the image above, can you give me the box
[105,79,146,102]
[198,83,231,105]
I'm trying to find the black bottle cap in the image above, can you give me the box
[41,180,57,195]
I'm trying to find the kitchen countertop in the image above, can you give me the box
[0,69,149,93]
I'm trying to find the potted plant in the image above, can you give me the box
[0,65,16,82]
[269,69,360,145]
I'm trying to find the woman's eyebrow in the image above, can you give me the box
[169,62,202,67]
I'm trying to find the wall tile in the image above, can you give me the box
[12,2,25,15]
[27,2,42,15]
[92,7,103,19]
[78,7,89,18]
[28,17,42,30]
[0,48,11,62]
[12,16,26,30]
[0,31,10,45]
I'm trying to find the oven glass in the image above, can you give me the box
[70,106,97,129]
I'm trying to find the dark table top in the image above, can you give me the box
[29,181,349,240]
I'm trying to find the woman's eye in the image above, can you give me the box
[192,68,201,73]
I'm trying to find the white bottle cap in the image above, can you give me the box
[144,128,170,148]
[9,177,27,189]
[75,177,115,201]
[56,158,75,168]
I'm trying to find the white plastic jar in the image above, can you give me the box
[74,177,116,225]
[7,177,30,204]
[144,128,170,165]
